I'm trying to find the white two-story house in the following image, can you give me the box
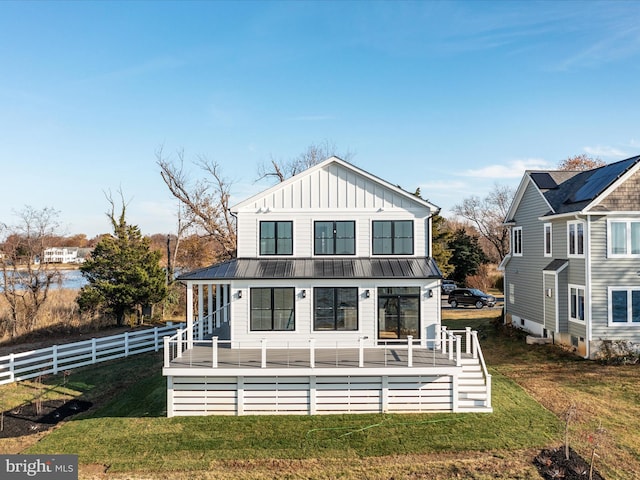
[163,157,492,416]
[501,155,640,358]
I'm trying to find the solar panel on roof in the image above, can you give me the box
[569,157,637,204]
[530,172,557,189]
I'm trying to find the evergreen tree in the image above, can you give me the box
[431,213,454,278]
[448,228,487,284]
[77,202,167,326]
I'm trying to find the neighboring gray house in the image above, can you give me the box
[501,155,640,358]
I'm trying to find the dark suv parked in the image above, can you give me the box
[447,288,496,309]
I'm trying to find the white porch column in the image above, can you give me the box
[223,284,229,323]
[198,284,204,340]
[186,282,194,349]
[215,284,222,328]
[208,284,214,333]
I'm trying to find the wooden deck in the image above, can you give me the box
[168,344,466,370]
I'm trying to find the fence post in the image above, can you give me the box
[212,336,218,368]
[92,338,97,364]
[164,336,170,368]
[52,345,58,375]
[407,335,413,367]
[309,339,315,368]
[124,332,129,357]
[9,353,15,382]
[261,338,267,368]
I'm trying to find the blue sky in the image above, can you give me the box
[1,1,639,237]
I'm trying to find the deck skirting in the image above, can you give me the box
[166,370,469,416]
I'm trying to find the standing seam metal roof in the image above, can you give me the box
[178,257,442,281]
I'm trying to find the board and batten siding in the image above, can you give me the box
[168,373,456,416]
[589,214,640,344]
[234,162,433,258]
[505,181,550,327]
[229,279,441,348]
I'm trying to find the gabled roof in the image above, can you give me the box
[178,257,442,281]
[505,155,640,221]
[231,156,439,213]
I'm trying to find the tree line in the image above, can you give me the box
[0,148,604,339]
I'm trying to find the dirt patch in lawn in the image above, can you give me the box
[0,399,92,439]
[535,447,605,479]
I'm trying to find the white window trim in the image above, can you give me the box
[607,218,640,258]
[543,223,552,257]
[607,286,640,326]
[512,227,523,257]
[567,220,585,258]
[568,284,585,324]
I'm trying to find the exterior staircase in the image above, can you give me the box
[457,357,492,412]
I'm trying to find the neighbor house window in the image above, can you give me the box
[567,221,585,257]
[250,288,295,331]
[313,287,358,331]
[512,227,523,256]
[569,285,585,323]
[544,223,552,257]
[608,287,640,325]
[608,220,640,257]
[260,221,293,255]
[314,221,356,255]
[372,220,413,255]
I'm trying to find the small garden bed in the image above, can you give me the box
[535,447,604,480]
[0,399,92,438]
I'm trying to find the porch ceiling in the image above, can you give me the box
[178,257,442,281]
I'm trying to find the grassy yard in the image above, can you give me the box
[1,307,639,479]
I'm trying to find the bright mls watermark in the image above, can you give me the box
[0,455,78,479]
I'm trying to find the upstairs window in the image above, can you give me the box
[544,223,552,257]
[512,227,523,256]
[609,287,640,325]
[568,221,585,257]
[260,221,293,255]
[314,221,356,255]
[608,220,640,257]
[372,220,413,255]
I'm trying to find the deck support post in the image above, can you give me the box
[407,335,413,367]
[309,376,316,415]
[381,376,389,413]
[261,338,267,368]
[163,336,170,368]
[167,376,174,418]
[212,336,218,368]
[452,373,459,412]
[237,376,244,415]
[309,339,315,368]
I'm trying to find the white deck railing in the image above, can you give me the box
[0,323,183,385]
[163,325,480,371]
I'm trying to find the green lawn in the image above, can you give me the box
[5,312,638,478]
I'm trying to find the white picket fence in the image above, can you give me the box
[0,323,184,385]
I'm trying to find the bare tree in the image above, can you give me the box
[257,140,355,183]
[157,148,237,263]
[453,184,514,262]
[558,154,606,171]
[0,206,62,338]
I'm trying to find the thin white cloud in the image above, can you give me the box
[583,145,628,158]
[460,158,553,179]
[290,115,335,121]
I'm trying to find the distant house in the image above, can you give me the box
[501,155,640,358]
[43,247,82,264]
[162,157,492,416]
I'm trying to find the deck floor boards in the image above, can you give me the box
[169,345,466,370]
